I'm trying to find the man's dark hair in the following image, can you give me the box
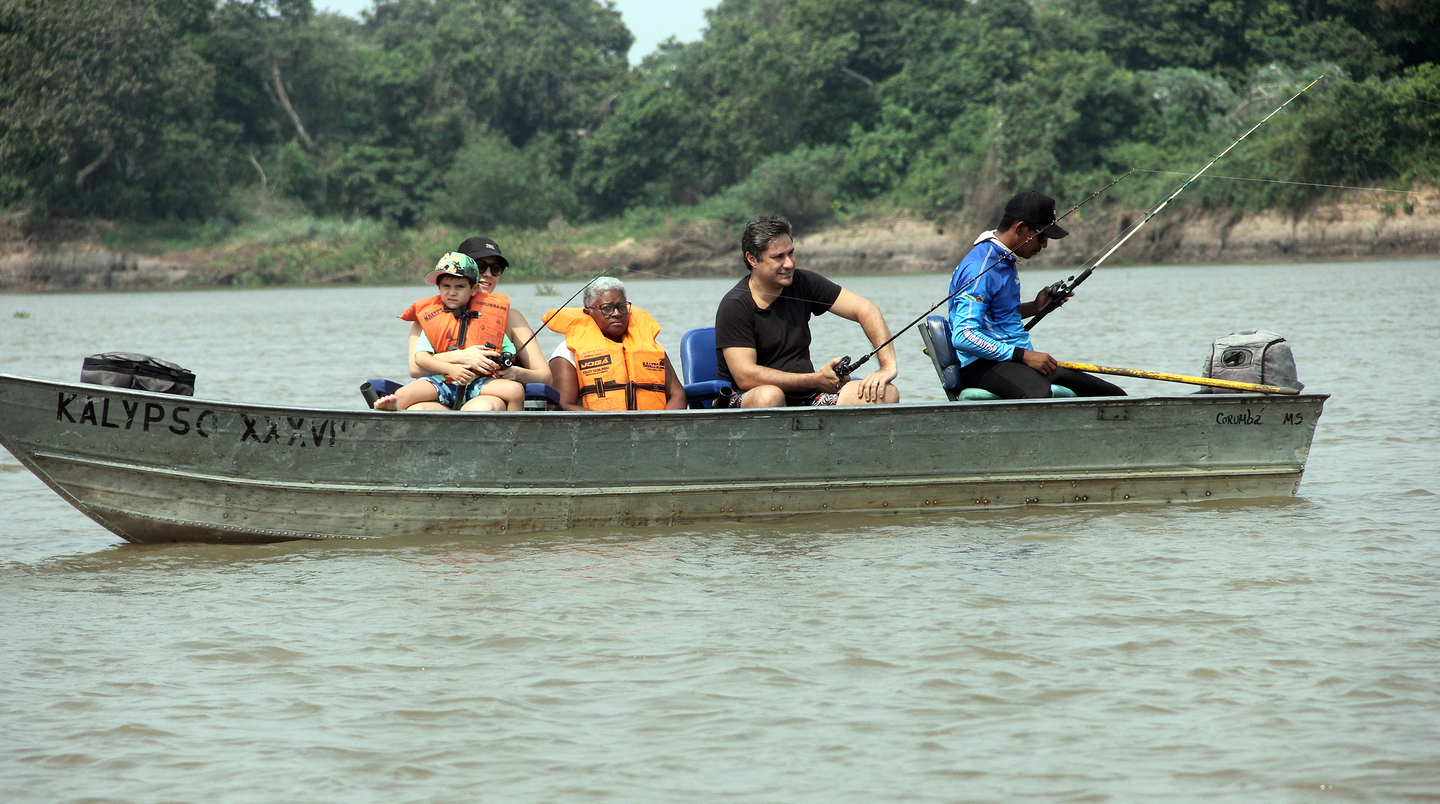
[998,215,1024,234]
[741,215,793,271]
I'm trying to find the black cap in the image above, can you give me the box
[456,236,509,268]
[1004,191,1068,239]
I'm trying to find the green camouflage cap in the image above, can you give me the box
[424,252,480,285]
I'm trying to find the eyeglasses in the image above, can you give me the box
[478,261,506,276]
[588,302,630,316]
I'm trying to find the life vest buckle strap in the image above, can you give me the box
[579,379,629,399]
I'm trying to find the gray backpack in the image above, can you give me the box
[1199,330,1303,393]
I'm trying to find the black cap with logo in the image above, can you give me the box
[1004,191,1069,239]
[456,236,509,269]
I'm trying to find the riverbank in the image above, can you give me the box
[2,191,1436,292]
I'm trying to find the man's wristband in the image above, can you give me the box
[1010,347,1026,363]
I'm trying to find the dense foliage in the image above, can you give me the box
[1,0,1436,228]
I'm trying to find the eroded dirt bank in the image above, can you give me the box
[3,195,1436,293]
[567,194,1440,279]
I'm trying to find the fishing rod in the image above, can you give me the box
[494,272,609,370]
[448,309,479,348]
[833,170,1133,378]
[1024,74,1325,332]
[1056,360,1299,394]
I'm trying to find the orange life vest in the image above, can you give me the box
[545,306,669,411]
[400,292,510,355]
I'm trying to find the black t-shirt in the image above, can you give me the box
[714,269,843,405]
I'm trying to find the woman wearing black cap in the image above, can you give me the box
[440,235,553,392]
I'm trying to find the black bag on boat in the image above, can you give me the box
[81,352,196,396]
[1199,330,1303,393]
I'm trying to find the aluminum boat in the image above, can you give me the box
[0,372,1326,543]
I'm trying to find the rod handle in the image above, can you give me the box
[359,382,381,409]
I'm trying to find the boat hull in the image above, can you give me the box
[0,373,1326,543]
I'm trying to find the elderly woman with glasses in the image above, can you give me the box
[543,277,687,411]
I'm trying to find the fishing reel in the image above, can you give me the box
[1045,278,1075,302]
[834,354,868,380]
[446,343,515,372]
[1045,263,1096,307]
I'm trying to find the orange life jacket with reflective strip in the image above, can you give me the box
[400,292,510,355]
[545,306,668,411]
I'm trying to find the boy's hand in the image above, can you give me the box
[465,349,503,377]
[445,365,477,385]
[448,345,491,364]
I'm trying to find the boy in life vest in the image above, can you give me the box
[544,277,687,411]
[375,252,525,411]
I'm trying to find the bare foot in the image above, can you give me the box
[374,393,398,411]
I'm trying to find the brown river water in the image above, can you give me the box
[1,259,1437,802]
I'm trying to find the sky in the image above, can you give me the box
[315,0,714,65]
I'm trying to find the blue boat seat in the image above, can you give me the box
[360,378,403,408]
[359,378,560,410]
[523,383,560,410]
[679,327,733,409]
[917,316,1076,401]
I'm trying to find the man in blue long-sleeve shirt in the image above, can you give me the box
[946,191,1125,399]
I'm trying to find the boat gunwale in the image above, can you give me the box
[0,371,1332,423]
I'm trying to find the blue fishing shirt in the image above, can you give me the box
[946,233,1032,366]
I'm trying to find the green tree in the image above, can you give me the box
[1044,0,1430,82]
[571,43,728,211]
[0,0,216,215]
[277,0,631,224]
[372,0,633,149]
[1219,65,1440,210]
[431,130,578,229]
[576,0,942,213]
[725,144,847,227]
[323,144,437,227]
[839,0,1033,209]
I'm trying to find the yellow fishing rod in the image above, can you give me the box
[1057,361,1299,394]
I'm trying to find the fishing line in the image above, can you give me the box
[619,260,893,310]
[495,272,609,369]
[1326,74,1440,110]
[1024,73,1325,331]
[832,170,1133,378]
[1130,168,1439,197]
[618,266,723,283]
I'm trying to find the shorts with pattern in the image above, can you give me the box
[725,388,842,408]
[422,375,491,409]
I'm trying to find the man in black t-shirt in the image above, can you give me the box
[714,216,900,408]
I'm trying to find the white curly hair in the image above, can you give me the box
[583,276,627,308]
